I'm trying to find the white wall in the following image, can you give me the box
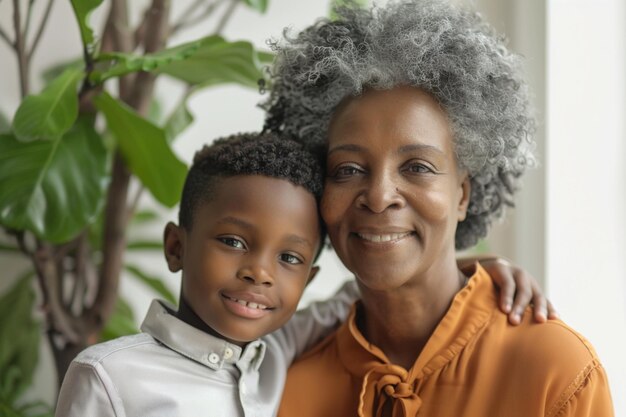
[546,0,626,411]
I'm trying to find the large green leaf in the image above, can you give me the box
[0,273,39,406]
[90,38,205,83]
[329,0,369,20]
[99,297,138,342]
[0,117,109,243]
[0,243,19,253]
[130,209,160,225]
[41,57,84,84]
[90,35,267,90]
[94,92,187,207]
[12,68,83,142]
[126,264,177,304]
[69,0,104,53]
[157,36,266,89]
[242,0,269,13]
[257,50,275,65]
[0,111,9,133]
[126,240,163,251]
[164,98,193,143]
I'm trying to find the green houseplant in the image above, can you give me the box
[0,0,272,413]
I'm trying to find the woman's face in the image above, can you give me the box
[321,86,470,290]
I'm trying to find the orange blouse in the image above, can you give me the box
[279,265,614,417]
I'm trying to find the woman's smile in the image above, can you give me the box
[355,231,414,243]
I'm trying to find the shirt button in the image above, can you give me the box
[224,348,233,359]
[241,384,247,395]
[208,353,220,364]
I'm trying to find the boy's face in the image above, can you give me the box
[164,175,321,345]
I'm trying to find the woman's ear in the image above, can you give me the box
[164,222,184,272]
[457,174,471,222]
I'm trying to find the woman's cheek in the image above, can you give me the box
[419,189,457,224]
[320,188,340,225]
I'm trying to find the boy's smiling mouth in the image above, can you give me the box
[220,291,276,319]
[222,294,270,310]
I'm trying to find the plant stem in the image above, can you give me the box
[12,0,29,96]
[28,0,55,60]
[214,0,237,34]
[93,0,171,340]
[94,152,130,327]
[108,0,135,98]
[23,0,35,41]
[171,0,223,34]
[127,186,145,223]
[0,26,12,46]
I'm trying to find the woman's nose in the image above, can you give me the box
[236,262,274,287]
[356,171,405,213]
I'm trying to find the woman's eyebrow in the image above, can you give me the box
[327,143,365,155]
[398,143,444,155]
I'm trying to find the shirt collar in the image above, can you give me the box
[140,300,266,371]
[337,263,495,417]
[338,263,495,379]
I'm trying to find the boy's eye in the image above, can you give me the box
[218,237,246,250]
[279,253,303,265]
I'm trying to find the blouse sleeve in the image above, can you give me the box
[269,279,360,365]
[55,360,122,417]
[552,361,614,417]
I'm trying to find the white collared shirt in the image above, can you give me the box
[55,281,359,417]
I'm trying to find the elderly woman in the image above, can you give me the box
[263,0,614,416]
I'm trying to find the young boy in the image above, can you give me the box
[55,132,360,417]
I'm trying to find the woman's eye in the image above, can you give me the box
[406,162,434,174]
[218,237,246,249]
[279,253,303,265]
[331,164,363,179]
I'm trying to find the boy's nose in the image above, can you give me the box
[236,265,274,287]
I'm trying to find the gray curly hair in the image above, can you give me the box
[262,0,536,249]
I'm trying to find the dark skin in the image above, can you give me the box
[321,86,549,369]
[165,142,555,351]
[164,175,321,347]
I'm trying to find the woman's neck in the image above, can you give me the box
[356,256,467,369]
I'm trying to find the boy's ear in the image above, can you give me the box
[164,222,184,272]
[306,266,320,285]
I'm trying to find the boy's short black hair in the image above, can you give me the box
[179,131,326,259]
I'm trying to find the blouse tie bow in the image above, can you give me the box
[358,364,422,417]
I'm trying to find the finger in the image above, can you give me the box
[546,300,559,320]
[509,270,532,325]
[494,264,515,314]
[531,285,548,323]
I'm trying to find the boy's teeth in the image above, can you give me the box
[358,232,411,242]
[230,297,267,310]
